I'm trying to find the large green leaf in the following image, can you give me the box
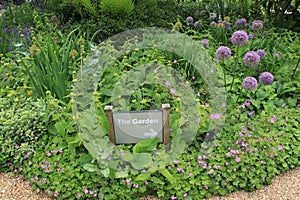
[132,138,159,154]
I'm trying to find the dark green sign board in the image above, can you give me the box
[113,110,163,144]
[104,104,170,146]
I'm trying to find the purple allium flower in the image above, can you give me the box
[242,77,258,90]
[252,20,264,30]
[216,46,232,61]
[256,49,267,58]
[234,18,247,26]
[243,51,260,67]
[194,21,200,28]
[259,72,274,85]
[248,34,254,39]
[274,51,281,57]
[210,21,216,28]
[201,39,209,48]
[186,16,194,23]
[231,30,249,46]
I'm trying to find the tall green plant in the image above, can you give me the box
[22,29,82,102]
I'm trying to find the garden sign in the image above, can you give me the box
[104,104,170,147]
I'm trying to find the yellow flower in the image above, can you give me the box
[224,16,230,22]
[29,44,40,56]
[131,99,137,103]
[141,99,147,104]
[27,90,33,96]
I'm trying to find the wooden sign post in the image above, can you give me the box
[104,104,170,150]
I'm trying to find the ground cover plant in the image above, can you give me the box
[0,0,299,199]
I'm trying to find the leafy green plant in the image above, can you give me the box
[100,0,134,17]
[0,97,47,171]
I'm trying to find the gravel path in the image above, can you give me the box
[1,166,300,200]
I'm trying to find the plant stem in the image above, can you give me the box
[291,55,300,78]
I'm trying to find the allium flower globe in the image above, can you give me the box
[210,21,216,27]
[216,46,232,61]
[256,49,267,58]
[259,72,274,85]
[252,20,264,30]
[242,77,258,90]
[186,16,194,23]
[234,18,247,26]
[243,51,260,67]
[194,21,200,28]
[231,30,249,46]
[201,39,209,48]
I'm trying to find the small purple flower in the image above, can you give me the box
[153,68,158,73]
[231,30,248,46]
[41,179,47,184]
[278,145,283,150]
[259,72,274,85]
[270,115,277,123]
[165,81,170,86]
[84,189,88,194]
[196,118,201,123]
[234,18,247,26]
[225,162,230,166]
[183,193,188,198]
[252,20,264,30]
[208,169,214,174]
[263,31,268,35]
[171,195,177,200]
[170,88,176,95]
[243,51,260,67]
[235,157,241,163]
[145,181,149,185]
[194,21,200,28]
[216,46,231,61]
[46,152,51,157]
[256,49,267,58]
[203,185,209,190]
[54,191,59,197]
[28,161,32,165]
[133,184,139,188]
[201,39,209,48]
[174,160,179,164]
[242,77,258,90]
[186,16,194,23]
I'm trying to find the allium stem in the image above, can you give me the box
[229,47,239,91]
[253,84,262,96]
